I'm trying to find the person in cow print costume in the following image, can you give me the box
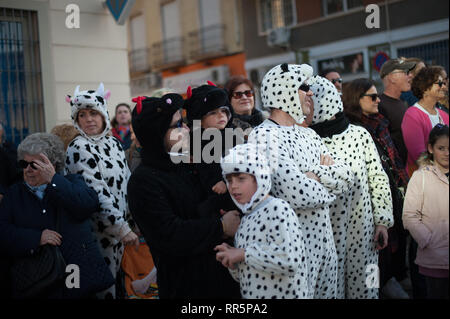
[248,63,354,298]
[65,83,138,299]
[309,75,393,299]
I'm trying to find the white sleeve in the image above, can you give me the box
[248,127,335,210]
[308,130,355,195]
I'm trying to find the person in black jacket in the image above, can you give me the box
[127,93,241,299]
[0,133,114,298]
[0,123,21,198]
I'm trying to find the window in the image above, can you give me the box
[322,0,363,16]
[0,8,44,145]
[259,0,296,33]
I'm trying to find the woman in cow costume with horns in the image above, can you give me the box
[65,83,139,299]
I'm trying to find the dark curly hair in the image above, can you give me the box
[411,67,443,100]
[342,78,374,124]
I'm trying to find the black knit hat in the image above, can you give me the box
[131,93,184,161]
[183,83,231,125]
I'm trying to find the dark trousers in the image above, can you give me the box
[425,276,449,299]
[409,238,428,299]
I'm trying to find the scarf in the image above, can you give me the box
[112,125,130,143]
[26,182,47,200]
[309,112,350,138]
[359,113,409,187]
[232,109,264,128]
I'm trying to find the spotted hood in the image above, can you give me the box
[65,83,111,142]
[221,143,272,215]
[310,75,343,124]
[260,63,313,123]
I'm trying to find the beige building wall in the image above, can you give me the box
[2,0,131,131]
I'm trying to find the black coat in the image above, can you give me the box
[0,173,109,298]
[128,159,241,299]
[0,141,21,195]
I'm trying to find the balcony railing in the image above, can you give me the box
[152,37,185,70]
[130,72,163,96]
[188,24,227,61]
[129,48,151,73]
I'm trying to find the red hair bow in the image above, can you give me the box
[132,96,146,114]
[207,81,216,87]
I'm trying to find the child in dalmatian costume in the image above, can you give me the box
[309,75,393,299]
[248,63,354,299]
[65,83,135,299]
[216,143,309,299]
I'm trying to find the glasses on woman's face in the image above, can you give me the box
[18,160,38,170]
[232,90,254,99]
[204,106,231,118]
[361,93,380,101]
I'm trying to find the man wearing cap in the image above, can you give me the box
[378,58,416,165]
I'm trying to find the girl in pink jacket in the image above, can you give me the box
[402,124,449,299]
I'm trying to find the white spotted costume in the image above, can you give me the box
[65,83,132,299]
[248,64,355,299]
[221,143,309,299]
[310,75,393,299]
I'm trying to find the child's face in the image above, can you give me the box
[225,173,257,204]
[201,107,230,130]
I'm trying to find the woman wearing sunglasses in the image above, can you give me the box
[0,133,117,298]
[343,78,411,299]
[225,76,265,133]
[402,66,449,177]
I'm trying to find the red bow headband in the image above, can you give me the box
[132,96,146,115]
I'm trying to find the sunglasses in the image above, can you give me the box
[361,93,380,101]
[232,90,254,99]
[435,80,445,88]
[18,160,38,170]
[299,83,310,92]
[330,78,343,84]
[204,106,231,118]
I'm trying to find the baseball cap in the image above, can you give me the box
[380,58,416,79]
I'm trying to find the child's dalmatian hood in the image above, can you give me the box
[221,143,271,214]
[65,83,111,141]
[260,63,313,123]
[310,75,343,124]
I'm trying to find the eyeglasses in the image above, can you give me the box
[232,90,254,99]
[435,80,445,88]
[204,106,231,119]
[18,160,38,170]
[434,123,448,129]
[361,93,380,101]
[299,83,310,92]
[330,78,343,84]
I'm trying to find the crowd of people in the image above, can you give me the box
[0,56,448,299]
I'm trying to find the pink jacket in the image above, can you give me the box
[401,106,449,173]
[402,164,449,270]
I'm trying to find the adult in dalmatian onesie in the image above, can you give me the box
[248,63,355,298]
[65,83,138,299]
[309,75,394,299]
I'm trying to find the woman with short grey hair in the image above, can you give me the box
[17,132,66,174]
[0,132,114,298]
